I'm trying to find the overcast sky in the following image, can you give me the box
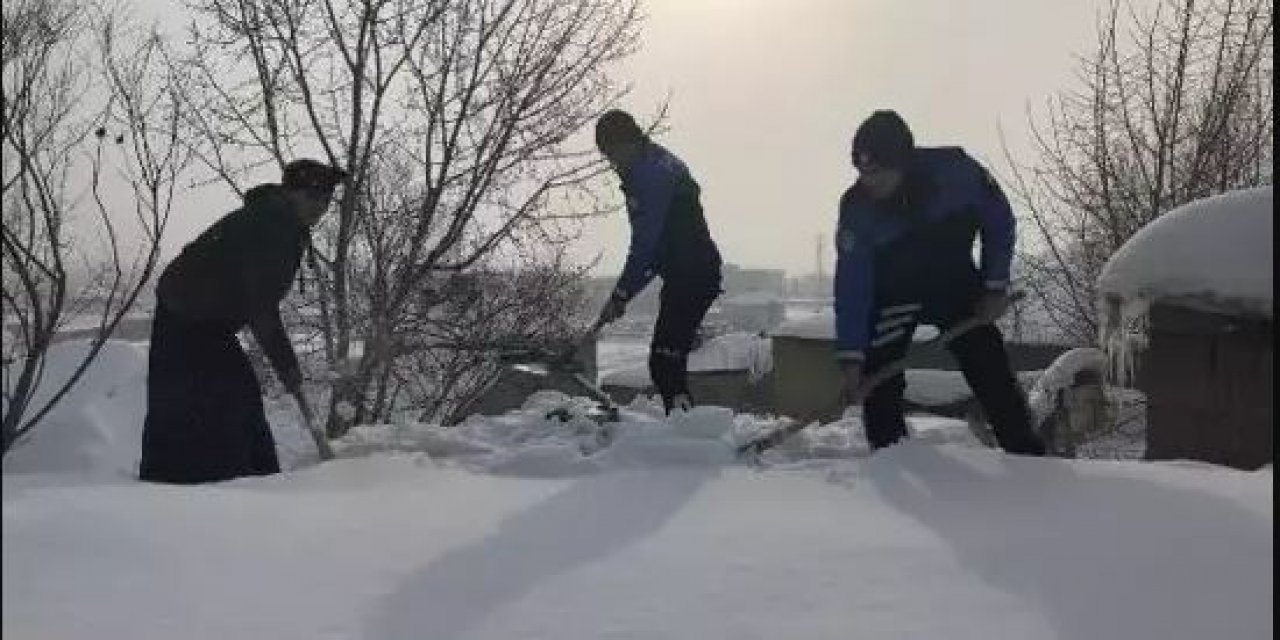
[138,0,1101,277]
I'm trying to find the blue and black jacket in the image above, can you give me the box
[612,142,722,301]
[833,146,1014,362]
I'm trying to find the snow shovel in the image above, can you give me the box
[291,390,335,460]
[736,291,1025,459]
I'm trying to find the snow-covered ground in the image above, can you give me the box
[3,340,1273,640]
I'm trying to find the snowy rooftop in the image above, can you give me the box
[2,338,1273,640]
[1098,187,1273,317]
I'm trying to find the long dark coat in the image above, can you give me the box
[139,184,309,483]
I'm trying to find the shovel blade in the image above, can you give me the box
[511,362,551,376]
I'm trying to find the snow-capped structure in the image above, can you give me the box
[1098,186,1272,383]
[1096,186,1273,470]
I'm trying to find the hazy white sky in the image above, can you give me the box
[139,0,1100,276]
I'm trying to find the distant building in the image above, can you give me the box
[721,264,786,296]
[785,273,834,299]
[714,292,786,334]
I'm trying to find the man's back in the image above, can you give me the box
[158,184,307,330]
[622,142,721,290]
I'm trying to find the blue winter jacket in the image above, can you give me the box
[613,142,721,300]
[833,147,1014,361]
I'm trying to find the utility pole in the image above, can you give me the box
[815,234,826,297]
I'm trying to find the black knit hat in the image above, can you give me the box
[595,110,645,147]
[282,159,348,191]
[852,110,914,171]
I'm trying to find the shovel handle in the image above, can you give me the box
[292,390,335,460]
[844,291,1027,408]
[739,291,1025,458]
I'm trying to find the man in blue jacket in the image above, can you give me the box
[834,110,1045,455]
[594,110,723,414]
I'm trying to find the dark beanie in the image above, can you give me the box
[595,110,645,146]
[282,159,348,191]
[851,110,914,170]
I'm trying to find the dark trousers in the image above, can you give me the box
[861,303,1045,456]
[139,305,280,483]
[649,282,719,413]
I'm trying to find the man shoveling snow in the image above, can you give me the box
[139,160,345,484]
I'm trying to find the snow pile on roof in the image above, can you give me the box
[1098,187,1273,317]
[2,340,149,477]
[600,332,773,388]
[1098,186,1272,384]
[773,309,940,342]
[329,390,985,474]
[1026,348,1107,426]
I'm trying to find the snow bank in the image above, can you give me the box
[1026,348,1107,426]
[2,340,149,477]
[1099,186,1273,316]
[3,339,327,477]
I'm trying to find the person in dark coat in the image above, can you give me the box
[139,159,347,483]
[834,110,1045,455]
[593,110,723,414]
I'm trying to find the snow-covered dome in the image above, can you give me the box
[1098,187,1273,317]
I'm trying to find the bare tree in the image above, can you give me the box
[381,248,590,423]
[2,0,192,453]
[177,0,643,436]
[1003,0,1273,345]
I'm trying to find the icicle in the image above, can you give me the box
[746,335,774,383]
[1099,293,1150,388]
